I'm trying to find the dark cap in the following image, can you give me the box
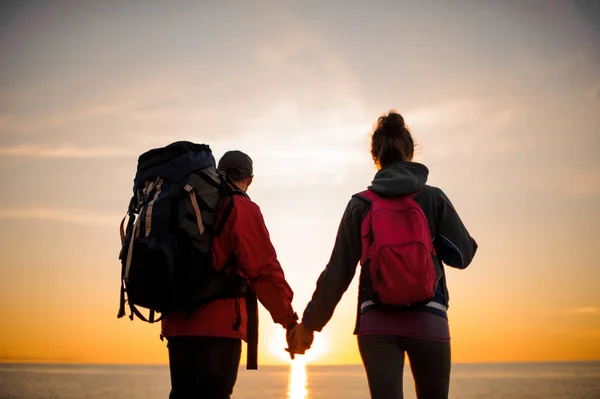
[217,150,253,181]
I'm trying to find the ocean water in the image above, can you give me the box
[0,361,599,399]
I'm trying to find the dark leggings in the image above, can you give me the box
[358,335,451,399]
[167,336,242,399]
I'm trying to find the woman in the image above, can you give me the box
[293,111,478,399]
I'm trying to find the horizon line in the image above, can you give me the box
[2,359,599,367]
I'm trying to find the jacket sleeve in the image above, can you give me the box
[230,198,297,328]
[302,198,366,332]
[433,188,478,269]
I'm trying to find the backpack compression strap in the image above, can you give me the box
[118,195,137,319]
[184,184,205,236]
[117,177,162,321]
[123,177,161,281]
[127,303,164,323]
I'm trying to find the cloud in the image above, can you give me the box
[397,92,599,200]
[0,144,136,159]
[404,99,515,135]
[208,100,374,188]
[593,82,600,100]
[0,113,10,129]
[574,0,600,33]
[0,102,136,134]
[0,77,255,147]
[0,207,122,227]
[568,306,600,315]
[528,168,600,199]
[195,16,375,188]
[0,4,368,155]
[399,98,518,166]
[544,328,600,337]
[249,6,362,108]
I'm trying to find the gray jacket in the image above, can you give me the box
[302,161,478,333]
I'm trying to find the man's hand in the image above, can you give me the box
[285,323,314,359]
[285,321,297,359]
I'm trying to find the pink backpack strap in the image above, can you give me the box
[355,188,423,202]
[353,190,380,265]
[354,189,379,202]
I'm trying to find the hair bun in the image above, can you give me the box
[381,112,405,132]
[378,111,406,135]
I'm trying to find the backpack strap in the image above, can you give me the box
[118,178,162,321]
[118,195,138,319]
[245,290,259,370]
[353,190,377,266]
[127,302,164,323]
[215,196,234,237]
[123,177,160,281]
[353,189,378,203]
[118,278,127,319]
[214,176,249,237]
[354,188,425,201]
[213,252,257,370]
[184,184,205,236]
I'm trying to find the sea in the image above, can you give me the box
[0,361,599,399]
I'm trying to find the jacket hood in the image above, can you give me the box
[368,162,429,197]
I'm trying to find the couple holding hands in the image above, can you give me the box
[159,110,478,399]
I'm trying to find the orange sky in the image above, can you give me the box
[0,0,599,365]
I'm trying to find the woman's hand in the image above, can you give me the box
[285,323,314,359]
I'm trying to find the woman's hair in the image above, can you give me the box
[370,110,415,168]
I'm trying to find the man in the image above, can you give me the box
[161,150,299,399]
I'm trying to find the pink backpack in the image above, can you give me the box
[358,190,437,306]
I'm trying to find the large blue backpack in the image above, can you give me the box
[117,141,248,323]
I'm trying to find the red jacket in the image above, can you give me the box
[161,194,296,341]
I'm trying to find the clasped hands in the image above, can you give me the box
[285,323,314,360]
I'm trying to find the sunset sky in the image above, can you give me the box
[0,0,599,366]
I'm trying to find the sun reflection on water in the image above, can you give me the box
[267,325,328,399]
[287,357,309,399]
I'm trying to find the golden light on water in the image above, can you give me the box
[287,358,309,399]
[265,326,329,399]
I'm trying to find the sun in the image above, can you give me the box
[268,326,328,364]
